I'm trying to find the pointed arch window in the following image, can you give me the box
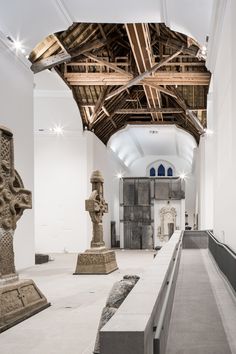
[158,164,165,176]
[150,167,156,176]
[167,167,173,177]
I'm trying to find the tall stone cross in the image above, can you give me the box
[0,126,32,280]
[74,170,118,274]
[85,170,108,248]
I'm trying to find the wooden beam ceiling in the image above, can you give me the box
[29,22,211,144]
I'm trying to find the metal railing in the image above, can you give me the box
[208,231,236,292]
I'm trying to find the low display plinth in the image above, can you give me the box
[74,248,118,275]
[0,278,50,333]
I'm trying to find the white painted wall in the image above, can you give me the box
[34,80,123,253]
[203,0,236,249]
[0,36,34,270]
[128,155,192,177]
[86,132,123,247]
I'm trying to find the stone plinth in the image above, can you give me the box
[0,279,50,333]
[74,248,118,275]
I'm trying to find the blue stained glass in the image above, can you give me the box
[150,167,156,176]
[158,164,165,176]
[167,167,173,176]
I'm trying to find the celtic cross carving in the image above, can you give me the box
[0,126,32,278]
[85,170,108,248]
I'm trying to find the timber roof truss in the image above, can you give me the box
[30,23,211,144]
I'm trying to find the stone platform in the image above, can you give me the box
[0,278,50,333]
[74,248,118,274]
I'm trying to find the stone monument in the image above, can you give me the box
[0,126,49,333]
[74,170,118,274]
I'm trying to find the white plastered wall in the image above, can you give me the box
[0,38,34,270]
[202,0,236,249]
[34,87,123,253]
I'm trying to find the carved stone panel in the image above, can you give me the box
[160,206,177,240]
[123,179,153,249]
[0,279,50,332]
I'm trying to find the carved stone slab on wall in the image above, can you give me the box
[0,125,50,332]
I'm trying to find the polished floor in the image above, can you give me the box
[0,250,155,354]
[166,249,236,354]
[1,249,236,354]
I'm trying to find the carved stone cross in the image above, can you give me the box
[85,170,108,248]
[0,126,32,280]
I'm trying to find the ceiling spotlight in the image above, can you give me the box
[116,172,124,179]
[13,39,23,50]
[179,173,186,180]
[51,125,64,135]
[203,128,213,136]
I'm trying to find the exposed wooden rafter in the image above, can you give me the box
[29,22,211,144]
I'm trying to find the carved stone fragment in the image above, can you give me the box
[93,275,140,354]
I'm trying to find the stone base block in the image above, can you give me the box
[35,253,49,264]
[0,279,50,333]
[74,249,118,275]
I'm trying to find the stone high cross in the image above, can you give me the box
[0,126,32,279]
[85,170,108,248]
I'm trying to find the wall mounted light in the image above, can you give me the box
[7,36,26,54]
[179,173,187,180]
[49,124,64,136]
[116,172,124,179]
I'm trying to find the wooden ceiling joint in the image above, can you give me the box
[30,22,211,144]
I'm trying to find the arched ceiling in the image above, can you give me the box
[0,0,213,51]
[0,1,213,146]
[29,22,210,144]
[108,124,197,170]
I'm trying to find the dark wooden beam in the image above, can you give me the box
[83,53,129,75]
[31,38,108,73]
[169,87,204,133]
[158,37,199,56]
[65,72,210,86]
[115,108,184,114]
[104,49,182,101]
[141,80,177,98]
[90,87,109,124]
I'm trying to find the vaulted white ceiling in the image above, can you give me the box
[108,125,197,170]
[0,0,213,54]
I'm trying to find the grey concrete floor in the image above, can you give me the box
[0,250,155,354]
[166,249,236,354]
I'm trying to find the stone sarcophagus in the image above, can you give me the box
[74,170,118,274]
[0,126,49,333]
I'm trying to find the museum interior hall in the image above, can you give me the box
[1,1,236,354]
